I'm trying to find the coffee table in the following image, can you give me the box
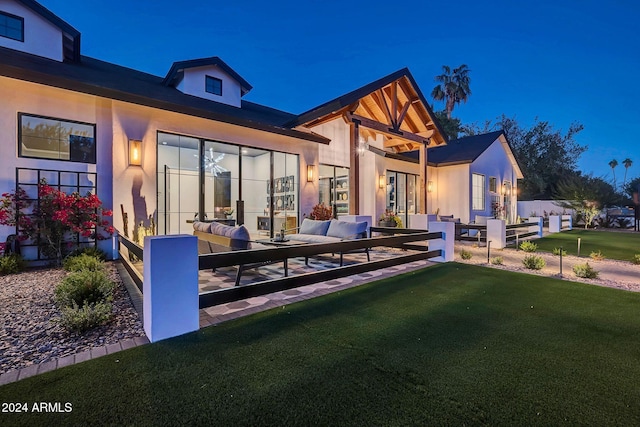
[254,238,307,276]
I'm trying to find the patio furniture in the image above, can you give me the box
[286,218,370,265]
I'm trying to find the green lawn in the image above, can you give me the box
[3,263,640,425]
[534,229,640,261]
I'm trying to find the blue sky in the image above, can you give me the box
[45,0,639,181]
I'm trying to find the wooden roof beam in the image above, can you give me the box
[346,113,430,145]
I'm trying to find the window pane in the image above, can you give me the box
[20,115,95,163]
[472,174,485,210]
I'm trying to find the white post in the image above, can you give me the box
[427,220,454,262]
[563,214,573,230]
[549,215,561,233]
[408,214,430,230]
[487,219,506,249]
[527,216,543,238]
[143,234,199,343]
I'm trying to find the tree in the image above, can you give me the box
[554,173,616,228]
[624,176,640,201]
[498,116,586,199]
[431,65,472,119]
[623,158,633,186]
[433,110,462,140]
[609,159,618,189]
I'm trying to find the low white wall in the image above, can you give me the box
[518,200,571,218]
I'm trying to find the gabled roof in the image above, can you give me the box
[428,131,504,165]
[285,68,448,150]
[426,130,524,178]
[162,57,253,96]
[14,0,81,62]
[0,46,329,144]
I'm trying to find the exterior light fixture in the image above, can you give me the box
[307,164,314,182]
[501,183,507,195]
[379,174,386,189]
[129,139,142,166]
[427,181,434,193]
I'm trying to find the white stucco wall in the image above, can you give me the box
[0,0,64,61]
[176,66,242,107]
[0,76,112,252]
[428,163,470,222]
[472,139,519,222]
[0,76,321,248]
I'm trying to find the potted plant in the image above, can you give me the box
[378,209,403,227]
[308,203,333,220]
[222,207,234,219]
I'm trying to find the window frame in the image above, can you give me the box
[18,113,97,164]
[0,11,24,42]
[471,173,486,211]
[205,75,223,96]
[489,176,497,193]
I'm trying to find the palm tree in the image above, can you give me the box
[431,64,472,119]
[609,159,618,189]
[622,158,633,186]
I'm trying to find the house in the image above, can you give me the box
[1,0,517,261]
[425,131,524,224]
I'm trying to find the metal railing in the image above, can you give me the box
[198,231,443,308]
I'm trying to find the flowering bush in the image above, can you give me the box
[309,203,332,220]
[222,207,234,216]
[0,179,113,264]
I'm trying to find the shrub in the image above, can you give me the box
[0,253,26,275]
[519,241,538,252]
[573,262,599,279]
[552,247,567,256]
[632,254,640,265]
[63,253,105,272]
[67,246,108,261]
[58,301,112,333]
[55,270,114,309]
[522,255,545,270]
[460,249,472,260]
[590,250,605,261]
[490,256,503,265]
[308,203,332,220]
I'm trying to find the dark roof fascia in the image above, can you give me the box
[368,146,419,164]
[285,68,450,143]
[285,68,411,128]
[162,57,253,95]
[403,71,449,143]
[0,52,329,145]
[427,160,472,167]
[18,0,80,60]
[18,0,80,37]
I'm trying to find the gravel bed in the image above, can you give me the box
[0,262,145,375]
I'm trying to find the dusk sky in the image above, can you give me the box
[45,0,639,182]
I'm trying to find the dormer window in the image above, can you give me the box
[0,11,24,42]
[205,75,222,96]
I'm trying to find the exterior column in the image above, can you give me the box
[349,120,360,215]
[419,143,427,214]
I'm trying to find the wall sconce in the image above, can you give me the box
[501,183,507,195]
[307,164,314,182]
[129,139,142,166]
[427,181,434,193]
[379,174,386,189]
[358,141,369,157]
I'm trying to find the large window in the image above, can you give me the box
[0,11,23,42]
[205,76,222,96]
[19,113,96,163]
[472,173,485,211]
[385,171,419,226]
[319,165,349,216]
[157,131,299,238]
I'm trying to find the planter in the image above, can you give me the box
[378,220,396,228]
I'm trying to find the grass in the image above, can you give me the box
[3,263,640,425]
[534,229,640,261]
